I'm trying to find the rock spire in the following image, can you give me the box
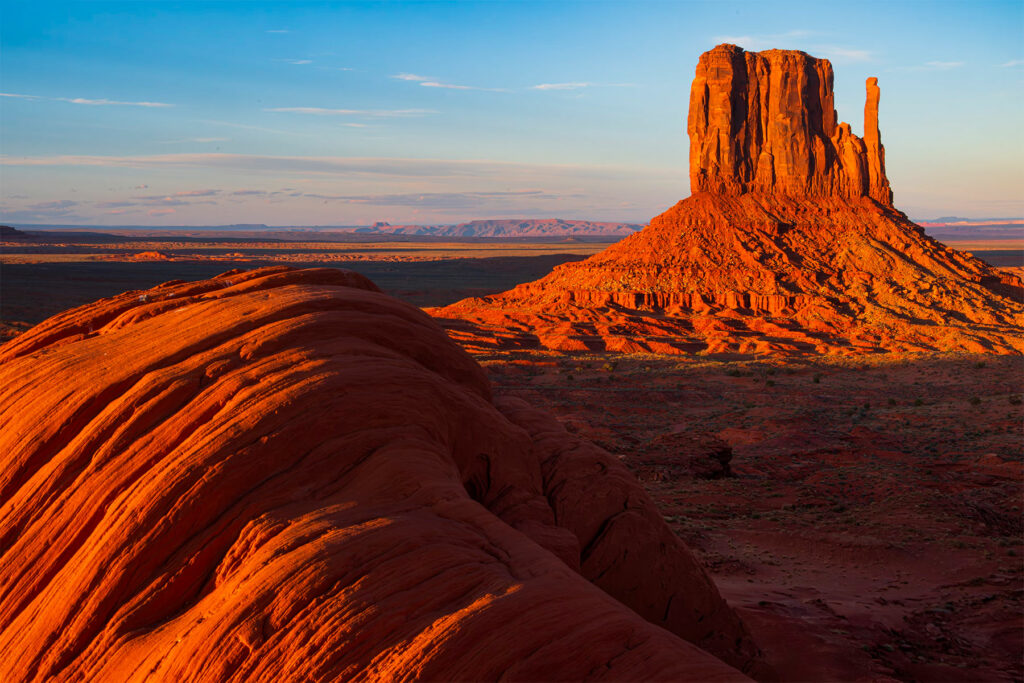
[688,44,893,205]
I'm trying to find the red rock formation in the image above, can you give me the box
[0,266,756,681]
[431,45,1023,356]
[688,44,892,205]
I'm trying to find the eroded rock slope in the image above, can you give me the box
[0,266,756,681]
[431,45,1023,356]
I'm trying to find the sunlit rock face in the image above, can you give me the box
[0,266,756,681]
[431,46,1024,356]
[688,44,892,205]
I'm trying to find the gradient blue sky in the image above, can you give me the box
[1,0,1021,226]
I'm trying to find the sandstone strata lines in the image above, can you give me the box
[0,266,756,681]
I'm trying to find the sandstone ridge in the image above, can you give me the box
[431,46,1024,356]
[0,266,757,681]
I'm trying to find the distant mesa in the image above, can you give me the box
[431,45,1024,356]
[0,225,31,239]
[362,218,643,238]
[0,267,758,680]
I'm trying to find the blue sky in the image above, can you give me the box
[1,0,1021,226]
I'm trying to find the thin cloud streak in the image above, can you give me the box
[891,61,967,72]
[391,73,504,91]
[300,189,570,208]
[266,107,436,117]
[709,32,872,63]
[1,92,172,107]
[0,153,672,181]
[531,82,635,91]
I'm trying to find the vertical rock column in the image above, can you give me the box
[864,77,894,205]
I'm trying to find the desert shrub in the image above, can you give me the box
[813,373,822,383]
[1009,395,1022,406]
[968,396,981,406]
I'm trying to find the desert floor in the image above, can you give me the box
[2,231,1022,681]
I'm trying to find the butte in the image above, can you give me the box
[431,44,1024,356]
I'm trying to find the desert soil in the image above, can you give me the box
[482,352,1023,682]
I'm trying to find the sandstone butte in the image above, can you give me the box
[430,44,1024,356]
[0,266,762,681]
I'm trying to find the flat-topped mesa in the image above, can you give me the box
[688,44,893,205]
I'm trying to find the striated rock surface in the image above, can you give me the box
[0,266,756,681]
[430,45,1023,356]
[688,44,892,205]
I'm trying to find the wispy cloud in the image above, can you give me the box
[290,189,570,209]
[710,32,872,63]
[278,58,312,65]
[1,92,172,107]
[0,199,86,222]
[266,107,435,117]
[66,97,172,107]
[532,82,591,91]
[95,201,139,209]
[159,137,229,144]
[531,82,634,91]
[420,81,473,90]
[90,188,224,210]
[170,189,220,197]
[998,59,1023,67]
[391,72,506,91]
[30,199,79,210]
[266,29,291,34]
[148,208,176,216]
[891,61,966,72]
[817,46,873,63]
[0,153,662,182]
[711,30,815,50]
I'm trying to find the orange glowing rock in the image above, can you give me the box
[0,266,755,681]
[430,45,1024,356]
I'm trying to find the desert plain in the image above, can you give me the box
[2,221,1021,681]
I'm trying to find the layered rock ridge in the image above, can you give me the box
[0,267,756,681]
[688,44,892,205]
[430,46,1023,356]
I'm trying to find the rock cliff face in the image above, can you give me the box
[688,44,892,205]
[430,45,1023,356]
[0,267,756,681]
